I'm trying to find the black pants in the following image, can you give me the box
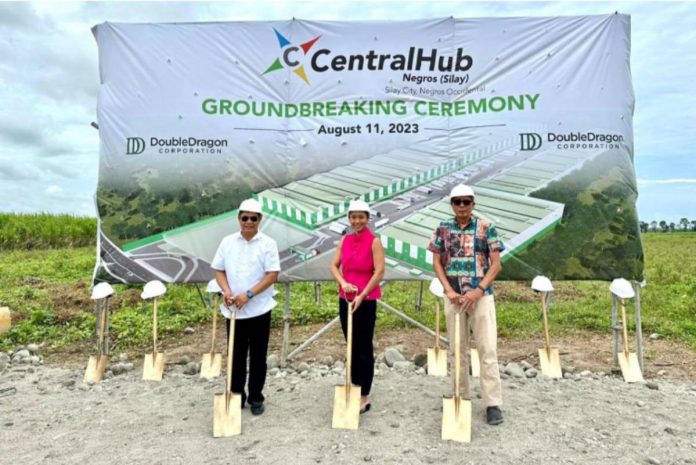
[339,298,377,396]
[225,310,271,406]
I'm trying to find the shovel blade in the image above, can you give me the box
[470,348,480,378]
[441,396,472,443]
[0,307,10,333]
[142,353,165,381]
[213,392,242,437]
[618,352,644,383]
[200,353,222,379]
[83,355,108,384]
[427,347,448,377]
[331,384,361,430]
[538,347,563,379]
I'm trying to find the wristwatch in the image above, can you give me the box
[477,284,486,292]
[246,290,254,299]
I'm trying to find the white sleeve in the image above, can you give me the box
[210,239,226,270]
[264,238,281,272]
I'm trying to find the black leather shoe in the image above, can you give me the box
[486,406,503,425]
[250,401,265,416]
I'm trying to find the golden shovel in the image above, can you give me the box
[141,280,167,381]
[538,291,562,378]
[213,308,242,437]
[84,299,110,384]
[442,311,472,443]
[0,307,11,333]
[332,301,361,430]
[201,284,222,379]
[427,279,447,377]
[618,298,644,383]
[143,297,166,381]
[609,279,643,383]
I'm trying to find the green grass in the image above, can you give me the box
[0,213,96,250]
[0,233,694,352]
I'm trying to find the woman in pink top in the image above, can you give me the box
[330,199,385,413]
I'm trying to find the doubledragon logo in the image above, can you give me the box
[263,28,321,85]
[519,133,542,151]
[126,137,146,155]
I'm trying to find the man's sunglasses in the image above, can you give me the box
[451,198,473,207]
[240,215,259,223]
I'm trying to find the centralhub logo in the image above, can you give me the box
[262,27,474,85]
[263,28,321,85]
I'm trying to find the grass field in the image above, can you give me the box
[0,233,694,352]
[0,213,96,250]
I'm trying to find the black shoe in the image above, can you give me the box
[486,406,503,425]
[250,400,265,416]
[360,402,371,414]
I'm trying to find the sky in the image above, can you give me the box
[0,1,694,223]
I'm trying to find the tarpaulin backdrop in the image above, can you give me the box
[92,14,643,284]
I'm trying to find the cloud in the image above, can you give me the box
[637,178,696,185]
[45,185,63,195]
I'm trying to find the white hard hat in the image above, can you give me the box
[238,198,262,214]
[609,278,635,299]
[141,280,167,300]
[449,184,475,198]
[206,279,222,294]
[91,282,115,300]
[428,278,444,298]
[348,199,370,213]
[531,276,554,292]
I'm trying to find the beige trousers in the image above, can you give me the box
[444,294,503,407]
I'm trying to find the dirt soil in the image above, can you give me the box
[4,324,696,465]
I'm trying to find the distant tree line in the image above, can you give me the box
[640,219,696,232]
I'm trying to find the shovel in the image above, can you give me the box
[332,300,361,430]
[442,311,472,443]
[84,283,115,384]
[0,307,10,333]
[84,300,110,383]
[538,291,562,378]
[618,298,644,383]
[141,280,167,381]
[427,279,447,377]
[201,280,223,379]
[609,279,643,383]
[143,297,166,381]
[213,308,242,437]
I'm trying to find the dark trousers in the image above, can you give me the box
[339,298,377,396]
[225,310,271,406]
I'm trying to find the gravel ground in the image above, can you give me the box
[2,355,696,465]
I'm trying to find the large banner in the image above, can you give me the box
[92,15,643,284]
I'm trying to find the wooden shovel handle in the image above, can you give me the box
[210,295,219,354]
[434,299,441,351]
[97,299,108,357]
[226,308,236,406]
[454,312,460,400]
[346,301,354,396]
[152,298,158,357]
[541,292,552,354]
[620,299,630,355]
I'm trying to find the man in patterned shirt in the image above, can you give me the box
[427,184,505,425]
